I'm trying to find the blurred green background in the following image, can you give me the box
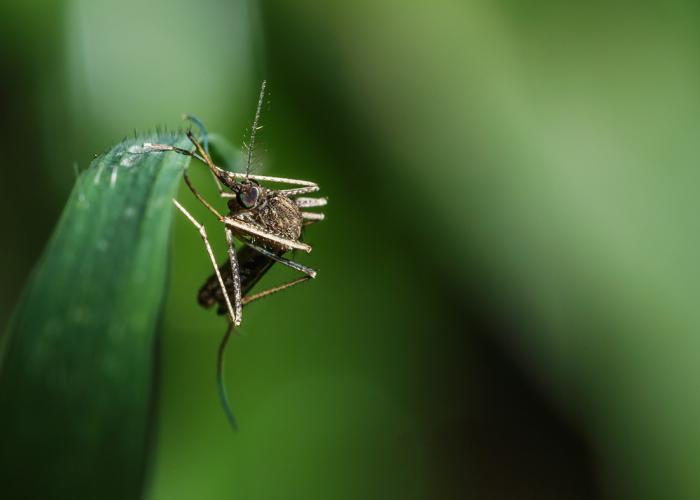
[3,0,700,499]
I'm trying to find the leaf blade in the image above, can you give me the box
[0,133,190,500]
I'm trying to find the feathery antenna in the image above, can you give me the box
[246,80,267,176]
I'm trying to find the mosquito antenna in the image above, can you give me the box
[246,80,267,177]
[217,322,239,430]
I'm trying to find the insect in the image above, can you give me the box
[143,82,326,428]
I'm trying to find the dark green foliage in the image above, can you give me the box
[0,134,190,500]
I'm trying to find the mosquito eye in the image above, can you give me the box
[238,186,259,208]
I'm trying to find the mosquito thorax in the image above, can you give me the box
[229,190,303,252]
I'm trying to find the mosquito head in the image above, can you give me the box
[227,180,263,212]
[236,181,261,209]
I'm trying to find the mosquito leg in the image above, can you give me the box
[224,217,312,253]
[219,181,323,200]
[182,171,224,220]
[295,197,327,208]
[242,240,317,278]
[140,141,228,211]
[276,186,319,196]
[301,211,325,227]
[301,212,325,222]
[139,142,212,166]
[210,171,225,195]
[242,276,312,306]
[140,140,226,192]
[303,220,323,228]
[186,131,231,184]
[143,141,228,223]
[172,199,239,326]
[183,114,211,155]
[183,114,227,195]
[142,139,322,196]
[217,171,319,188]
[217,322,238,430]
[139,141,228,198]
[219,185,326,201]
[240,173,317,187]
[224,227,243,325]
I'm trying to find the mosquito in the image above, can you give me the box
[143,81,326,429]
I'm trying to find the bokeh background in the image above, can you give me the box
[3,1,700,499]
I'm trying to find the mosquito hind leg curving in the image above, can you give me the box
[172,199,240,326]
[217,322,239,430]
[242,240,317,278]
[301,212,325,222]
[295,197,327,208]
[224,227,243,325]
[241,275,312,306]
[182,171,225,220]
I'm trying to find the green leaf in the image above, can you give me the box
[0,133,190,500]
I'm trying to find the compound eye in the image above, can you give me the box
[237,185,260,209]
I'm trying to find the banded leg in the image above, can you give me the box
[243,240,317,278]
[295,197,327,208]
[224,216,312,253]
[301,212,325,222]
[242,276,312,306]
[298,197,326,226]
[140,141,226,219]
[142,138,322,197]
[172,199,240,326]
[277,186,319,196]
[183,171,224,220]
[224,227,243,325]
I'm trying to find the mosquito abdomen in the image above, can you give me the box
[198,244,279,315]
